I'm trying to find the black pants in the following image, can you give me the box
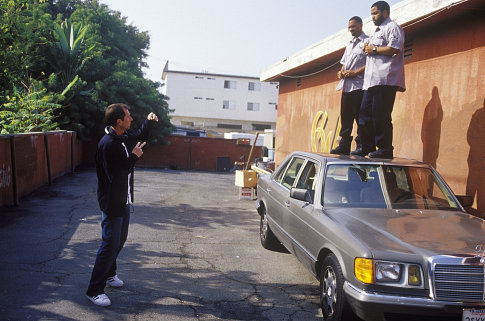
[358,85,397,151]
[339,89,364,144]
[86,207,130,297]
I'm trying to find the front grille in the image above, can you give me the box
[434,264,484,302]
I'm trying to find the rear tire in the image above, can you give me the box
[259,206,282,251]
[320,254,357,321]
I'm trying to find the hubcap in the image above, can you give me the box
[322,266,337,317]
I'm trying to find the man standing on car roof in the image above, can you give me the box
[351,1,405,159]
[331,16,368,155]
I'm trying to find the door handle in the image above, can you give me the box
[266,187,272,193]
[285,201,291,207]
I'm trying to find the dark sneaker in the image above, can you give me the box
[368,149,393,159]
[330,144,350,155]
[350,147,368,156]
[86,293,111,307]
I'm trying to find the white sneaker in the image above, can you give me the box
[106,275,124,287]
[86,293,111,307]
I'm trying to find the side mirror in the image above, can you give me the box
[456,195,474,208]
[290,188,313,204]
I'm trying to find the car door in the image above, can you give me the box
[286,159,323,269]
[265,156,306,248]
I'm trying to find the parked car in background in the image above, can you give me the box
[256,151,481,321]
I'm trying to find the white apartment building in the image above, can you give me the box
[161,64,278,133]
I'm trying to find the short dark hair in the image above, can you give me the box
[349,16,363,24]
[372,1,390,14]
[105,103,129,126]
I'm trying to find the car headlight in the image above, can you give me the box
[355,258,423,287]
[376,262,401,282]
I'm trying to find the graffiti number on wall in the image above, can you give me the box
[311,111,341,153]
[0,164,11,188]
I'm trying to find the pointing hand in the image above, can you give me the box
[132,142,146,157]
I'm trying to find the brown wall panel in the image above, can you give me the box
[138,136,262,171]
[276,63,342,164]
[14,135,47,199]
[138,136,191,169]
[47,132,71,179]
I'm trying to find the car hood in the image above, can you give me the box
[325,207,485,258]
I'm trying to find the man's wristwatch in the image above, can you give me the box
[373,46,377,55]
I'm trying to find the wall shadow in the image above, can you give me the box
[466,97,485,217]
[421,86,443,169]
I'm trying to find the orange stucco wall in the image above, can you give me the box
[275,13,485,216]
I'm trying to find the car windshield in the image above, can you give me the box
[322,164,461,210]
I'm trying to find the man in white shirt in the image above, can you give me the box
[331,16,368,155]
[351,1,405,159]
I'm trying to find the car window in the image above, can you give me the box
[281,157,306,189]
[296,161,318,190]
[273,157,291,184]
[322,164,460,210]
[383,165,460,210]
[323,164,385,208]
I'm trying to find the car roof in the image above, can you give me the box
[289,151,429,167]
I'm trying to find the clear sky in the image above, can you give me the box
[99,0,402,82]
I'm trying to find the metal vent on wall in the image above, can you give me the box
[404,39,413,59]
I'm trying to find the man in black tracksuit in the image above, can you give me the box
[86,103,158,306]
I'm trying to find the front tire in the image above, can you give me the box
[320,254,357,321]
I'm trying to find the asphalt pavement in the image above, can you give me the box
[0,168,322,321]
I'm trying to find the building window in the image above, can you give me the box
[248,82,261,91]
[247,102,260,111]
[206,97,215,101]
[207,77,216,80]
[195,76,204,79]
[224,80,237,89]
[252,124,271,131]
[223,100,236,110]
[194,97,203,100]
[181,121,194,126]
[217,123,242,130]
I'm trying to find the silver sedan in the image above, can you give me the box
[256,151,481,321]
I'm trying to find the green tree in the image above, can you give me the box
[0,0,61,133]
[0,82,60,134]
[1,0,172,140]
[61,0,172,140]
[50,18,92,90]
